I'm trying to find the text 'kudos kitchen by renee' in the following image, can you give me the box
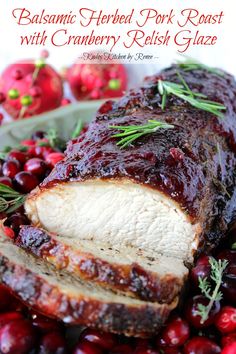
[12,8,224,53]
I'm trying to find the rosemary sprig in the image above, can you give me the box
[177,57,224,76]
[109,120,174,148]
[158,75,226,118]
[71,120,84,139]
[196,257,228,324]
[0,184,26,214]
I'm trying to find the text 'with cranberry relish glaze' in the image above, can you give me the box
[0,63,235,337]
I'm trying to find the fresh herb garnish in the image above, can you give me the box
[196,257,228,324]
[109,120,174,148]
[71,120,84,139]
[177,57,224,77]
[231,242,236,250]
[158,74,226,118]
[45,128,66,151]
[0,184,26,214]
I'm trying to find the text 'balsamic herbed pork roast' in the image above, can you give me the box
[2,64,236,336]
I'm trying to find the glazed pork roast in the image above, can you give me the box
[1,65,236,336]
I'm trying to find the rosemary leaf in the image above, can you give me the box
[177,57,224,76]
[0,197,9,212]
[158,77,226,118]
[110,120,174,149]
[0,183,26,214]
[71,120,84,139]
[232,242,236,250]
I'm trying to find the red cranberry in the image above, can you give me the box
[0,312,23,329]
[0,177,13,188]
[8,297,27,313]
[33,146,54,159]
[134,346,159,354]
[216,250,236,264]
[2,226,15,239]
[185,295,220,328]
[80,328,117,350]
[46,152,65,167]
[190,258,211,290]
[0,92,6,103]
[110,344,133,354]
[4,213,29,234]
[2,160,21,179]
[221,264,236,305]
[31,131,46,141]
[38,331,67,354]
[160,348,182,354]
[14,172,39,193]
[8,151,28,165]
[32,316,63,334]
[0,319,36,354]
[73,340,103,354]
[24,158,47,177]
[183,337,221,354]
[0,285,14,311]
[221,342,236,354]
[20,139,35,147]
[222,332,236,347]
[216,306,236,334]
[157,317,189,347]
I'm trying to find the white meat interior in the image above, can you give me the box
[25,180,198,262]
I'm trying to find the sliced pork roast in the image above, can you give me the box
[3,65,236,335]
[25,66,236,259]
[0,225,176,337]
[16,225,187,303]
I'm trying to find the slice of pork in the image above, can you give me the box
[17,225,188,303]
[0,225,176,337]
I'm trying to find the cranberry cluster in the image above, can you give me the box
[0,132,236,353]
[0,130,65,227]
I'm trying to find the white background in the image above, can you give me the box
[0,0,235,86]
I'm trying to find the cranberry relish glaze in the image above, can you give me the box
[40,65,236,254]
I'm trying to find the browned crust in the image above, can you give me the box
[16,226,186,303]
[0,246,176,337]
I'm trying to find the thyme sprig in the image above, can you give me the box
[196,257,228,324]
[158,74,226,118]
[177,57,224,76]
[0,184,26,214]
[109,120,174,148]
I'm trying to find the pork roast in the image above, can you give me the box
[25,66,236,260]
[2,65,236,336]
